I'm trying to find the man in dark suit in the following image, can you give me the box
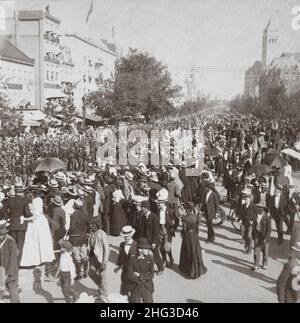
[252,201,271,271]
[2,184,31,264]
[224,164,237,200]
[240,190,257,254]
[141,201,164,275]
[102,175,114,235]
[114,226,138,298]
[127,238,155,303]
[270,185,289,245]
[202,182,220,243]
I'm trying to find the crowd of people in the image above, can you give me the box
[0,112,300,303]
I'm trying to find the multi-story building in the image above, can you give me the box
[0,37,35,109]
[5,9,117,111]
[244,61,262,98]
[268,52,300,95]
[62,33,116,109]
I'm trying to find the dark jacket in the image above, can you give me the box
[240,202,257,226]
[103,184,113,215]
[252,212,271,243]
[127,255,155,293]
[270,194,287,217]
[141,212,161,245]
[203,191,220,220]
[117,240,138,294]
[68,210,88,246]
[2,195,31,231]
[47,206,66,243]
[0,235,19,283]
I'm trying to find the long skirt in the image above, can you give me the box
[20,216,55,267]
[110,203,127,237]
[179,231,207,279]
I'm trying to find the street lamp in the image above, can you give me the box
[82,95,87,132]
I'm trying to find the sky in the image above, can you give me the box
[13,0,300,99]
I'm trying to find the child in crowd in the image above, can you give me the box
[59,241,76,303]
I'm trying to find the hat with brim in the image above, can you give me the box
[292,242,300,253]
[15,184,24,193]
[82,185,93,194]
[48,179,59,188]
[84,178,94,186]
[120,225,136,237]
[256,201,267,210]
[77,188,85,198]
[67,187,78,197]
[7,189,15,198]
[125,171,134,181]
[52,195,64,207]
[137,237,151,249]
[55,172,67,181]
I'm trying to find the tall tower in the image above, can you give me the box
[262,18,280,69]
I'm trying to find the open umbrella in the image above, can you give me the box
[35,158,65,173]
[261,153,287,168]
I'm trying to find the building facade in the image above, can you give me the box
[5,9,116,111]
[0,38,35,109]
[244,61,262,98]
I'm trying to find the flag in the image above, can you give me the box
[86,0,94,24]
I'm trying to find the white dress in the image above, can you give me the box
[20,197,55,267]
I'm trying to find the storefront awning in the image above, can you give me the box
[45,89,67,100]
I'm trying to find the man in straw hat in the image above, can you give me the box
[252,200,271,271]
[277,242,300,303]
[115,225,138,298]
[127,237,155,303]
[0,220,20,303]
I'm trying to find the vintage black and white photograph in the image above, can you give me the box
[0,0,300,304]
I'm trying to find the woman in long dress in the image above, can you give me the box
[179,203,207,279]
[20,197,55,267]
[110,189,127,237]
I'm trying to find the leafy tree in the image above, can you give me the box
[87,49,181,122]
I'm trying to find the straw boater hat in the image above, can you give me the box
[48,179,59,189]
[77,188,85,198]
[84,178,94,186]
[181,161,188,168]
[138,163,149,176]
[292,242,300,253]
[7,189,15,198]
[15,182,24,193]
[55,172,67,181]
[51,195,64,207]
[67,186,78,197]
[256,200,267,210]
[82,185,93,194]
[241,189,252,198]
[0,220,9,235]
[125,171,134,181]
[156,189,168,203]
[149,172,159,183]
[120,225,136,237]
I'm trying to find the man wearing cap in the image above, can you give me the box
[0,220,20,303]
[68,200,89,280]
[252,201,271,271]
[1,184,31,264]
[115,225,138,298]
[127,237,155,303]
[239,189,257,254]
[270,185,289,245]
[277,242,300,303]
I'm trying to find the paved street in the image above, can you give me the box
[15,179,295,304]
